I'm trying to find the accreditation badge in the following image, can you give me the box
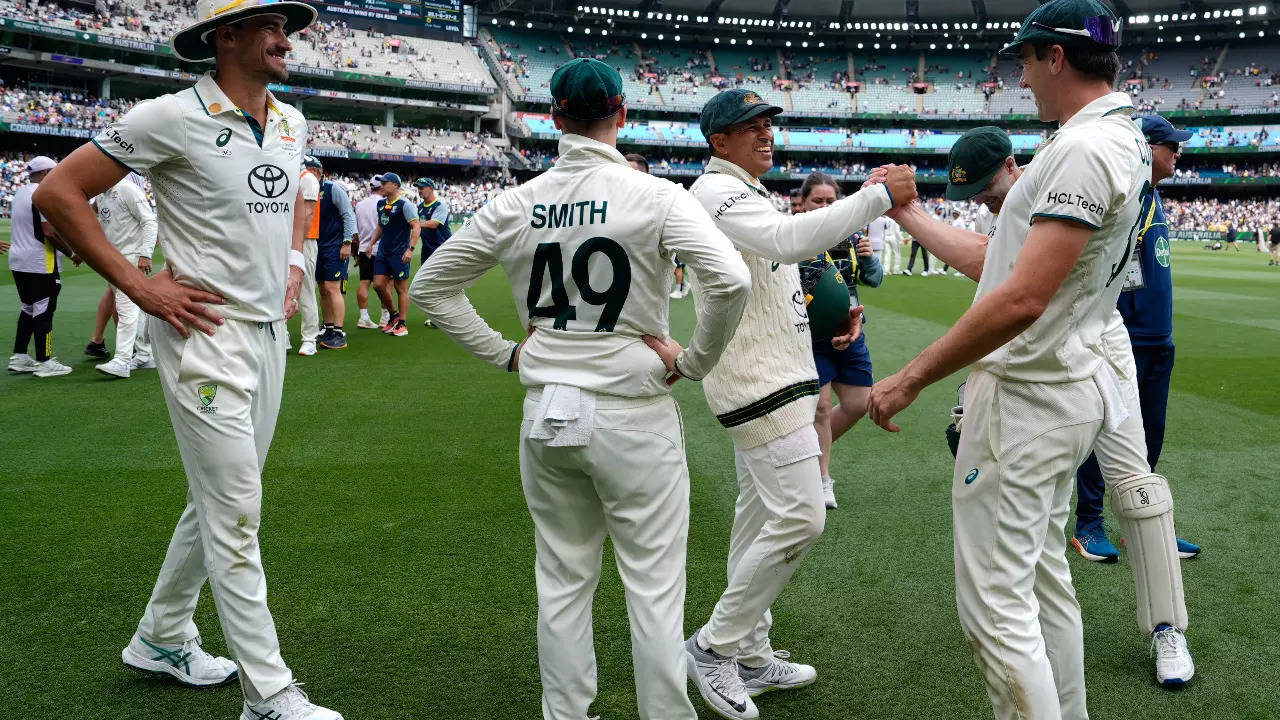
[1120,251,1145,292]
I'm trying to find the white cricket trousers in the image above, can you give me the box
[136,317,292,704]
[953,369,1105,720]
[519,391,697,720]
[299,238,319,343]
[700,425,825,666]
[881,239,901,275]
[110,256,151,363]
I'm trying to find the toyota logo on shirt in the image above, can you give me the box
[247,164,290,199]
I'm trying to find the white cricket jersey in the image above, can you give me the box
[97,177,157,259]
[973,92,1150,382]
[410,133,750,398]
[690,156,892,448]
[355,194,381,254]
[8,183,59,274]
[867,216,895,252]
[975,205,996,236]
[92,72,307,323]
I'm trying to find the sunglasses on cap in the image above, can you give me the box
[1030,15,1120,47]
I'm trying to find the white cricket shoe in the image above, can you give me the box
[122,634,238,688]
[356,316,380,329]
[33,358,72,377]
[298,340,317,356]
[8,353,38,373]
[901,268,912,276]
[739,650,818,697]
[132,355,157,370]
[685,634,758,720]
[1152,625,1195,687]
[953,271,965,277]
[821,477,837,510]
[241,684,343,720]
[96,357,132,379]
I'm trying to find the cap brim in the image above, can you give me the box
[172,3,317,62]
[711,103,784,136]
[945,165,1000,201]
[1169,129,1193,142]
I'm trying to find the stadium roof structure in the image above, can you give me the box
[488,0,1277,24]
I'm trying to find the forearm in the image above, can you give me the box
[38,185,144,294]
[409,255,514,368]
[409,227,422,248]
[858,254,884,287]
[721,184,892,264]
[140,217,158,257]
[894,205,987,280]
[899,285,1040,391]
[422,220,442,229]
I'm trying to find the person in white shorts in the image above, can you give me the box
[684,87,916,720]
[34,2,341,719]
[93,173,157,378]
[867,2,1155,717]
[410,58,751,720]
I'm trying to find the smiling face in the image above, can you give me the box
[216,15,292,83]
[1018,44,1058,123]
[970,157,1020,214]
[712,115,775,179]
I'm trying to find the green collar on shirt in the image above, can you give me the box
[704,156,769,197]
[192,71,286,149]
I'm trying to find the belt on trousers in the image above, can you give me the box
[255,321,277,341]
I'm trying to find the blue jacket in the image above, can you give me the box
[1116,188,1173,346]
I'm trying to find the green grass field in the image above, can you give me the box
[1,232,1277,719]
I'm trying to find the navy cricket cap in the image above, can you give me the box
[700,88,784,140]
[414,177,435,189]
[1140,115,1193,144]
[302,155,323,170]
[380,172,402,186]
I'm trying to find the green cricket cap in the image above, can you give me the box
[806,265,852,338]
[946,126,1013,201]
[699,88,784,140]
[550,58,626,121]
[999,0,1122,56]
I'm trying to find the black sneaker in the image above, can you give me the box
[84,341,110,359]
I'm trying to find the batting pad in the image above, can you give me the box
[1109,473,1188,634]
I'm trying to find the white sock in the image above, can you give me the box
[359,308,370,321]
[380,310,390,323]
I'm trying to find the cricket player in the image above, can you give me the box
[7,156,77,377]
[685,88,916,720]
[33,2,342,718]
[868,214,902,274]
[866,3,1156,716]
[354,176,388,329]
[369,172,420,336]
[94,173,158,378]
[409,58,751,720]
[898,122,1198,692]
[297,156,322,355]
[414,177,450,327]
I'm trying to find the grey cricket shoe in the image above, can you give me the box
[738,650,817,697]
[685,634,758,720]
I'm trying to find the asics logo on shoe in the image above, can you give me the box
[140,638,192,674]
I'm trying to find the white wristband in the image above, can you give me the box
[288,249,306,269]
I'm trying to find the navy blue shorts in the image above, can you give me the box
[374,252,410,281]
[316,243,349,287]
[813,331,872,387]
